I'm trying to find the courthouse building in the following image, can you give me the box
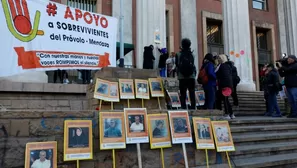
[4,0,297,91]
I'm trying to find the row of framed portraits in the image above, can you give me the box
[94,78,165,102]
[168,91,205,108]
[25,109,235,167]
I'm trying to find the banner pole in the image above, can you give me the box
[99,99,102,110]
[157,97,161,110]
[182,143,189,168]
[127,99,130,108]
[160,148,165,168]
[112,149,116,168]
[205,149,209,168]
[111,102,114,110]
[77,160,79,168]
[142,99,144,108]
[137,143,142,168]
[226,152,232,168]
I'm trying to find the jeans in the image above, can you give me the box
[267,91,281,115]
[179,78,196,109]
[203,85,216,109]
[160,68,166,77]
[286,87,297,115]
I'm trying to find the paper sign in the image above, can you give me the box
[168,92,181,108]
[135,79,150,99]
[119,79,135,99]
[212,121,235,152]
[168,111,192,144]
[195,91,205,106]
[149,78,164,97]
[192,118,215,149]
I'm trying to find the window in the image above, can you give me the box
[207,22,223,44]
[252,0,267,10]
[256,31,268,50]
[67,0,97,12]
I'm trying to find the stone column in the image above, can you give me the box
[180,0,199,75]
[136,0,166,69]
[283,0,297,55]
[222,0,255,91]
[112,0,133,66]
[277,0,288,55]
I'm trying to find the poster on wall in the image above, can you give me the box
[135,79,150,99]
[0,0,117,77]
[195,91,205,106]
[100,112,126,150]
[149,78,164,97]
[192,117,215,149]
[119,79,135,99]
[25,141,57,168]
[168,92,181,108]
[94,78,110,100]
[148,114,172,149]
[109,82,120,102]
[64,120,93,161]
[124,108,149,144]
[212,121,235,152]
[168,111,192,144]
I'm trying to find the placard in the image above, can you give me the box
[109,82,120,102]
[124,108,149,144]
[0,0,117,77]
[64,120,93,161]
[148,114,172,149]
[94,78,110,101]
[119,79,135,99]
[135,79,150,99]
[149,78,164,97]
[195,91,205,106]
[212,121,235,152]
[25,141,57,168]
[100,112,126,150]
[192,118,215,149]
[168,92,181,108]
[168,111,192,144]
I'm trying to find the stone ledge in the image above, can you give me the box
[0,80,87,93]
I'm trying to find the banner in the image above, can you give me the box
[0,0,117,77]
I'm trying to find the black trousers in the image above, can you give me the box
[81,70,91,84]
[54,70,68,83]
[216,89,233,115]
[179,78,196,109]
[231,85,239,106]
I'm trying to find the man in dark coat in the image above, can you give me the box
[143,45,155,69]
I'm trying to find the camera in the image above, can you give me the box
[276,53,288,68]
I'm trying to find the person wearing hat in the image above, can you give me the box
[265,63,282,117]
[278,55,297,118]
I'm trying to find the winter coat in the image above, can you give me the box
[226,61,240,87]
[266,69,280,93]
[143,46,155,69]
[216,63,233,90]
[278,62,297,88]
[158,53,168,69]
[201,61,216,88]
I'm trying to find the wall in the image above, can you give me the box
[166,0,181,53]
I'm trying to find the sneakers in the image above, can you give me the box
[230,114,236,119]
[223,114,231,120]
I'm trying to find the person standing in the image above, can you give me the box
[175,38,196,109]
[278,55,297,118]
[226,60,240,107]
[166,52,176,77]
[260,64,270,114]
[158,48,168,77]
[216,54,234,119]
[265,64,282,117]
[143,45,155,69]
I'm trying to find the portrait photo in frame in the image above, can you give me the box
[100,112,126,150]
[25,141,57,168]
[148,113,172,149]
[119,79,135,99]
[94,78,110,101]
[168,111,192,144]
[192,118,215,149]
[149,78,164,97]
[212,121,235,152]
[195,91,205,106]
[124,108,149,144]
[109,82,120,102]
[134,79,150,99]
[168,92,181,108]
[64,120,93,161]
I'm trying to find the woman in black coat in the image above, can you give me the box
[143,45,155,69]
[215,54,234,119]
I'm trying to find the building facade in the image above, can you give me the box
[3,0,297,91]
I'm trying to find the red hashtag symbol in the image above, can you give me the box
[46,3,57,16]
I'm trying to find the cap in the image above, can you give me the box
[288,55,297,60]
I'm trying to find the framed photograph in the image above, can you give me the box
[119,79,135,99]
[168,111,192,144]
[100,112,126,150]
[25,141,57,168]
[195,91,205,106]
[135,79,150,99]
[212,121,235,152]
[64,120,93,161]
[148,114,172,149]
[109,82,120,102]
[124,108,149,144]
[94,78,109,101]
[168,92,181,108]
[192,118,215,149]
[149,78,164,97]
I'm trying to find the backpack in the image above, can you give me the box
[178,51,195,77]
[198,65,209,85]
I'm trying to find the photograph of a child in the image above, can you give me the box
[97,83,108,95]
[151,120,167,138]
[29,149,53,168]
[104,119,122,138]
[215,126,231,143]
[68,127,89,148]
[173,118,188,133]
[128,115,145,132]
[197,123,211,139]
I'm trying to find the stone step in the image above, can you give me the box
[233,153,297,168]
[193,164,229,168]
[229,117,297,125]
[230,142,297,159]
[231,124,297,133]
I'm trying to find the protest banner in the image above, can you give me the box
[148,114,171,149]
[192,118,215,149]
[0,0,117,77]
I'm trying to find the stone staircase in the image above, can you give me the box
[229,117,297,168]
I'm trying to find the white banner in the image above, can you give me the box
[0,0,117,77]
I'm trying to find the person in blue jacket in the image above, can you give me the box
[200,53,217,109]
